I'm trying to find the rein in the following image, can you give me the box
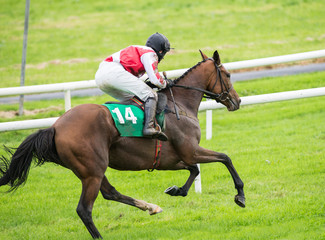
[171,58,233,103]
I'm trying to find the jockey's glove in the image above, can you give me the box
[165,79,174,88]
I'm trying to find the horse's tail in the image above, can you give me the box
[0,127,58,192]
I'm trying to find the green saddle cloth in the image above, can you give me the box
[103,103,165,137]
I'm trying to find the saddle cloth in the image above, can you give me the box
[102,101,165,137]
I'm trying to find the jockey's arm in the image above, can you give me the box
[141,52,167,89]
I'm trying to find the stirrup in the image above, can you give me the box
[143,131,168,141]
[143,127,168,141]
[151,124,168,141]
[154,131,168,141]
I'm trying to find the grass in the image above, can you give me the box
[1,0,325,87]
[0,71,324,239]
[0,0,325,239]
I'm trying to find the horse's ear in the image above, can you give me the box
[213,50,221,65]
[199,49,208,60]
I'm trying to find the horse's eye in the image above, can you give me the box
[226,73,231,78]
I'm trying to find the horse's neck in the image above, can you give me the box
[173,65,209,116]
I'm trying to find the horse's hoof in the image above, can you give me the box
[165,186,180,196]
[164,186,187,197]
[149,206,163,215]
[235,195,246,208]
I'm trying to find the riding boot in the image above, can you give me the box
[143,97,168,141]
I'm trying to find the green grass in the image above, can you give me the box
[1,0,325,87]
[0,71,324,239]
[0,97,324,240]
[1,0,325,239]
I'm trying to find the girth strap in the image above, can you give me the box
[148,139,162,172]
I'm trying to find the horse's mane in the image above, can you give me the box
[173,59,207,84]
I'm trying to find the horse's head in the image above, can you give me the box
[200,50,241,111]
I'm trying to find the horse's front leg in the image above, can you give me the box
[164,163,200,197]
[193,146,245,208]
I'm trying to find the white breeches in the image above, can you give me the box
[95,61,157,102]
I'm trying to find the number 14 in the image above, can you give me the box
[112,107,138,124]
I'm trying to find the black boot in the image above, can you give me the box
[143,97,168,141]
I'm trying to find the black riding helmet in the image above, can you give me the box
[146,32,171,62]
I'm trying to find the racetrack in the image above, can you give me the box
[1,0,325,239]
[1,91,324,240]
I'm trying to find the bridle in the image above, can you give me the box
[172,58,233,103]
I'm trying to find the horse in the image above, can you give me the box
[0,50,245,239]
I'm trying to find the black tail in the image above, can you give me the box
[0,127,58,192]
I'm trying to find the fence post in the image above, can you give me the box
[194,164,202,193]
[195,103,213,193]
[19,0,31,116]
[64,90,71,111]
[206,109,213,140]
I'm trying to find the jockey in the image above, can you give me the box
[95,32,172,141]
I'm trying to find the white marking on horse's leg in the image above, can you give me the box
[134,199,163,215]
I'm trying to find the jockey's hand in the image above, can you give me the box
[165,79,174,88]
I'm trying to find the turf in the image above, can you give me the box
[0,0,325,239]
[1,0,325,87]
[0,72,324,239]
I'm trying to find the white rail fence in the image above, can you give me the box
[1,87,324,132]
[1,50,325,193]
[1,49,325,112]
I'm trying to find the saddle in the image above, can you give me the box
[103,93,168,137]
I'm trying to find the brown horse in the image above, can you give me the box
[0,50,245,239]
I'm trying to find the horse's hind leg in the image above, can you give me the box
[100,176,162,215]
[77,176,103,239]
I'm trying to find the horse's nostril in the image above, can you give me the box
[239,98,242,104]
